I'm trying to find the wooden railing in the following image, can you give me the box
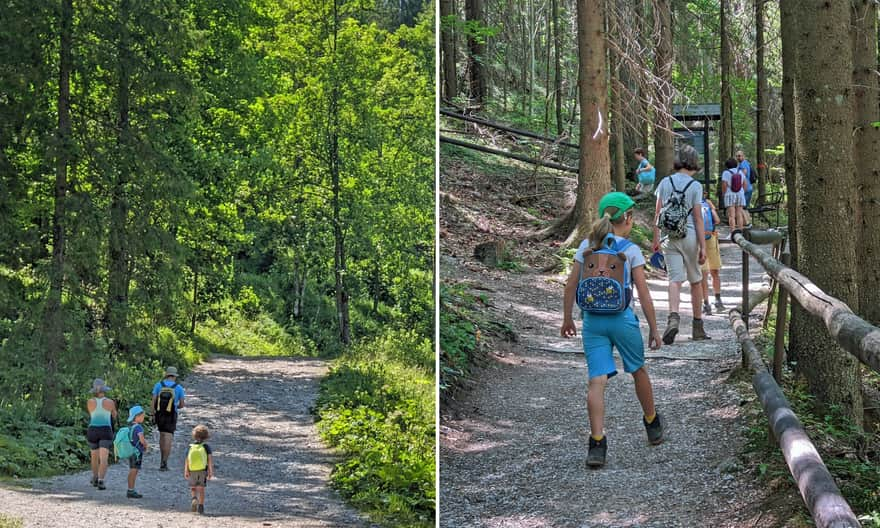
[729,228,878,528]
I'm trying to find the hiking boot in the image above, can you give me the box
[96,480,106,490]
[714,299,726,312]
[197,504,205,515]
[644,413,664,445]
[586,436,607,468]
[702,301,712,316]
[692,318,711,341]
[90,476,98,487]
[662,312,680,345]
[126,489,143,499]
[159,461,168,472]
[191,497,198,512]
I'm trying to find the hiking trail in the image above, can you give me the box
[439,235,798,527]
[0,356,374,528]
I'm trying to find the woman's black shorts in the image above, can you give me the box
[86,426,114,450]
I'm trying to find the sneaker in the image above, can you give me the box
[702,301,712,316]
[126,490,143,499]
[586,436,607,468]
[90,476,98,487]
[159,461,168,472]
[191,498,198,512]
[96,480,106,490]
[644,413,664,445]
[197,504,205,515]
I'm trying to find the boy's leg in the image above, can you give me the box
[586,375,608,439]
[631,367,655,418]
[711,269,722,296]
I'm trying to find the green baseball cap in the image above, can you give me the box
[598,192,635,220]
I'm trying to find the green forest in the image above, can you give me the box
[0,0,434,525]
[440,0,880,522]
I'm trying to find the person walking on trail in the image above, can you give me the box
[699,191,725,315]
[561,191,664,469]
[634,148,656,197]
[86,378,117,490]
[125,405,148,499]
[736,150,754,208]
[185,424,215,515]
[651,144,711,343]
[152,366,186,471]
[721,157,745,234]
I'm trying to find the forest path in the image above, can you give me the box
[440,233,788,528]
[0,356,373,528]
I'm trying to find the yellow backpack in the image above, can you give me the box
[187,443,208,471]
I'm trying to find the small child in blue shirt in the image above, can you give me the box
[561,192,664,469]
[125,405,148,498]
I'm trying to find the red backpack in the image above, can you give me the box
[730,169,743,193]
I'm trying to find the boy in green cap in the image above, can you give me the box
[561,191,664,468]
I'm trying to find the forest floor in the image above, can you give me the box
[439,144,805,527]
[0,356,374,528]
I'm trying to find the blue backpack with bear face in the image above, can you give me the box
[576,234,634,314]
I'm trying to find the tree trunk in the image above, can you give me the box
[190,266,198,334]
[719,0,734,176]
[635,0,649,150]
[780,0,802,367]
[107,0,132,355]
[552,0,563,135]
[755,0,767,204]
[440,0,457,100]
[41,0,73,423]
[652,0,673,178]
[330,0,350,345]
[466,0,487,106]
[608,9,625,192]
[560,0,611,243]
[792,0,862,425]
[852,0,880,326]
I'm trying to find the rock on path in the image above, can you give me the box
[440,234,785,527]
[0,356,373,528]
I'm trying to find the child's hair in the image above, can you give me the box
[724,157,737,169]
[589,207,628,251]
[633,147,645,156]
[192,424,210,442]
[673,144,701,171]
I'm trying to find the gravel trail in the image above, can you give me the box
[441,234,785,527]
[0,355,372,528]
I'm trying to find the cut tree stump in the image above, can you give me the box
[474,240,506,267]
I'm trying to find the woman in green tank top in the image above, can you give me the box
[86,378,117,490]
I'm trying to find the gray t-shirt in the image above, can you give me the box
[655,173,703,230]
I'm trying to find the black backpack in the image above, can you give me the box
[155,381,178,414]
[749,164,758,184]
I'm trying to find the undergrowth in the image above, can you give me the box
[314,330,435,527]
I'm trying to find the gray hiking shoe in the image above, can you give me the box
[702,301,712,316]
[90,476,98,487]
[644,413,664,445]
[714,299,726,312]
[96,480,106,490]
[126,489,143,499]
[197,504,205,515]
[191,498,198,512]
[586,436,607,468]
[662,312,680,345]
[692,318,711,341]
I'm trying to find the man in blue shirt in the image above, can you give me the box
[736,150,754,208]
[151,366,186,471]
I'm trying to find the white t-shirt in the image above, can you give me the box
[655,173,703,230]
[721,169,746,195]
[574,235,645,288]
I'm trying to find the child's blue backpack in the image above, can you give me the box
[701,199,714,239]
[113,426,137,460]
[576,234,634,314]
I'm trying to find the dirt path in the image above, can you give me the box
[0,356,373,528]
[440,233,786,528]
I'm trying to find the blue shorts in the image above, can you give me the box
[581,308,646,379]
